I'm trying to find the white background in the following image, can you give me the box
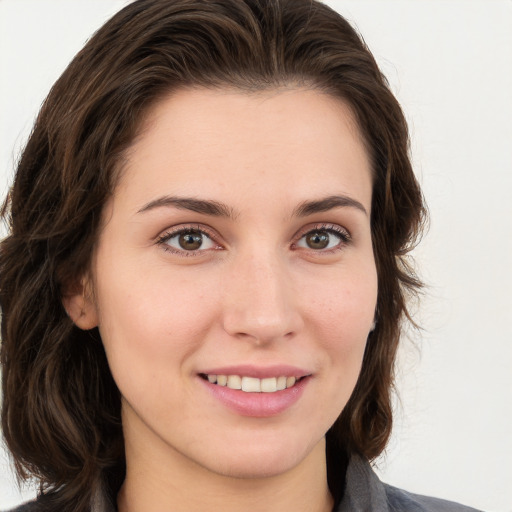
[1,1,511,511]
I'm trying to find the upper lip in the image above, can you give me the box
[198,364,312,379]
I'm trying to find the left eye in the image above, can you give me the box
[296,229,347,250]
[161,229,217,252]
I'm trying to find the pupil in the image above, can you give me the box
[306,231,329,249]
[179,232,202,250]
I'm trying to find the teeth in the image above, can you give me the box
[242,376,261,392]
[286,376,296,388]
[260,377,277,393]
[227,375,242,390]
[205,374,302,393]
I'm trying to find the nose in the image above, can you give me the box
[221,250,303,344]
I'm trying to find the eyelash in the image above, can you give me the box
[156,225,220,256]
[156,223,351,257]
[293,224,352,253]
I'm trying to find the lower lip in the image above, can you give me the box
[199,376,310,417]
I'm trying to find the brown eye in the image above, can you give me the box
[160,228,216,253]
[179,232,203,250]
[296,226,349,252]
[305,231,330,249]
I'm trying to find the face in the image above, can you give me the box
[75,88,377,479]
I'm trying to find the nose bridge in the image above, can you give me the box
[222,246,302,343]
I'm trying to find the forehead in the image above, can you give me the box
[134,86,367,158]
[115,87,372,215]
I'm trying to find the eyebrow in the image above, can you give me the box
[293,195,368,217]
[137,194,367,218]
[137,196,237,218]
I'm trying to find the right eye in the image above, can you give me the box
[157,227,219,255]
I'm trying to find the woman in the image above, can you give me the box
[0,1,481,511]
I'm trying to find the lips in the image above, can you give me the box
[198,365,312,417]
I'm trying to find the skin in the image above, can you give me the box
[67,87,377,512]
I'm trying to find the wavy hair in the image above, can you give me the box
[0,0,425,509]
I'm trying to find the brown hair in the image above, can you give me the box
[1,0,425,509]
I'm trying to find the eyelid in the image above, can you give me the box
[292,223,352,251]
[156,224,223,255]
[155,222,351,257]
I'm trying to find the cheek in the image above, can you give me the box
[304,264,377,388]
[306,264,377,335]
[93,265,221,383]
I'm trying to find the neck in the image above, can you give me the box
[117,421,333,512]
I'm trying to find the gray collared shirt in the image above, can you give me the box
[5,454,484,512]
[337,455,483,512]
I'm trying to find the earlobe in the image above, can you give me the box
[370,306,378,333]
[62,279,99,330]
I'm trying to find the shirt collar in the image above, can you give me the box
[91,453,387,512]
[336,454,389,512]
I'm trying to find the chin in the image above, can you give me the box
[196,433,325,480]
[206,454,304,480]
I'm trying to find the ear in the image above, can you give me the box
[62,277,99,330]
[370,306,379,333]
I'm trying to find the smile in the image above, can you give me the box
[200,374,305,393]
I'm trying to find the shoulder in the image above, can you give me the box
[384,483,483,512]
[2,490,116,512]
[336,454,483,512]
[2,485,116,512]
[2,502,40,512]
